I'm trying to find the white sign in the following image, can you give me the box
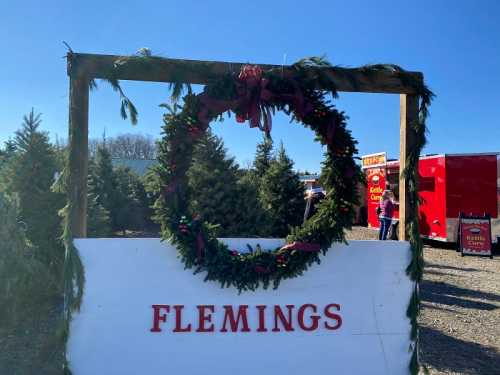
[68,238,413,375]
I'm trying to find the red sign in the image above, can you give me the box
[459,214,492,257]
[366,167,386,228]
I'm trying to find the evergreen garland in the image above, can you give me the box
[153,60,364,292]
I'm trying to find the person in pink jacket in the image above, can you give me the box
[378,190,395,240]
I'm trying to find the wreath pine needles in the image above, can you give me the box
[153,61,364,293]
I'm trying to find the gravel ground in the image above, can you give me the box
[2,229,498,374]
[347,226,500,375]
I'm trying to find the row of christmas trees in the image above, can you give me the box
[178,132,306,238]
[0,108,309,311]
[0,109,309,370]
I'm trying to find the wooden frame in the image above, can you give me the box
[67,53,422,240]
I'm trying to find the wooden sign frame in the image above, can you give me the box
[66,52,422,241]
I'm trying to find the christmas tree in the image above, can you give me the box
[253,135,274,179]
[0,193,56,324]
[259,143,306,237]
[113,166,150,233]
[188,131,265,237]
[87,159,112,237]
[0,109,65,273]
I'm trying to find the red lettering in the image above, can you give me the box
[256,305,268,332]
[221,305,250,332]
[173,305,192,332]
[324,303,342,330]
[272,305,295,332]
[297,304,320,331]
[196,305,215,332]
[150,304,170,332]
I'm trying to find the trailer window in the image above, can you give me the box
[386,168,399,201]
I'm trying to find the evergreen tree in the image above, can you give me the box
[253,135,274,178]
[0,193,55,324]
[0,139,16,171]
[113,166,149,233]
[91,146,115,211]
[87,160,112,237]
[0,109,65,272]
[237,171,271,236]
[188,131,264,237]
[89,146,153,235]
[259,143,306,237]
[89,145,122,232]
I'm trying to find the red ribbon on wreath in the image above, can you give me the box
[235,65,274,135]
[280,241,321,252]
[196,231,205,262]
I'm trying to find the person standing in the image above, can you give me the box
[378,190,394,240]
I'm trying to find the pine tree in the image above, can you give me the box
[89,146,153,235]
[87,159,112,237]
[90,145,122,232]
[0,193,55,324]
[113,166,149,233]
[259,143,306,237]
[253,135,274,178]
[188,131,265,237]
[0,109,65,272]
[0,139,16,171]
[91,146,115,209]
[237,171,271,236]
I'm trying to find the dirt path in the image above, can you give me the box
[419,245,500,374]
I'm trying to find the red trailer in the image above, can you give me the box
[362,152,500,243]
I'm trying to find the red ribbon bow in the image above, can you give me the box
[235,65,273,135]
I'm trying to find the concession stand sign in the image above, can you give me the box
[361,152,387,169]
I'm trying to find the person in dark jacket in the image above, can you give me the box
[378,190,395,240]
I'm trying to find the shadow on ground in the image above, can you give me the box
[420,326,500,375]
[421,279,500,311]
[425,262,483,273]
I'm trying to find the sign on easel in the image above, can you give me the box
[459,213,493,258]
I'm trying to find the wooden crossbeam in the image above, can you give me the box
[68,53,423,95]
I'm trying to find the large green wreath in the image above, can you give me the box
[153,61,364,292]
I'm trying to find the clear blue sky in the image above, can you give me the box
[1,0,499,172]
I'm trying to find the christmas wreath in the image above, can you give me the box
[154,59,364,292]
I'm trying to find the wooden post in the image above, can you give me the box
[399,94,419,241]
[68,73,89,238]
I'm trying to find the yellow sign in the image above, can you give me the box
[362,153,387,169]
